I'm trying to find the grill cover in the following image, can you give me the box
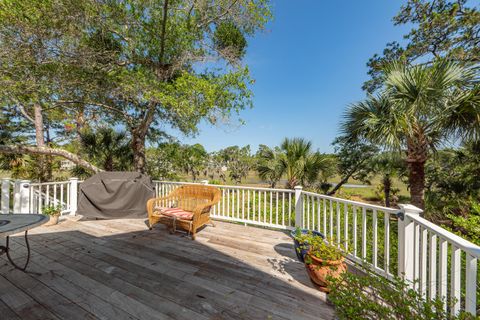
[78,172,154,219]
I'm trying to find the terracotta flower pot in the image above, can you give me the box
[305,252,346,293]
[43,214,60,226]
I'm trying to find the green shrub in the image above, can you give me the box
[328,267,476,320]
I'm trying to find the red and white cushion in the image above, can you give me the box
[154,207,194,220]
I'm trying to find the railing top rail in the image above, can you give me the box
[301,190,399,214]
[408,213,480,258]
[30,181,71,186]
[153,180,295,193]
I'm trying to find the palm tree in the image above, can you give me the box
[257,138,328,189]
[369,152,406,207]
[342,60,479,208]
[80,127,133,171]
[257,146,283,188]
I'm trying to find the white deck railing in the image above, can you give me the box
[1,177,479,316]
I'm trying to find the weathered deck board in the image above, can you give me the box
[1,218,336,320]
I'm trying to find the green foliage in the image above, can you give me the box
[216,145,253,184]
[342,60,480,207]
[256,145,284,188]
[364,0,480,93]
[214,21,247,60]
[303,236,344,263]
[0,0,272,172]
[42,204,62,216]
[79,127,133,171]
[327,137,378,195]
[257,137,330,189]
[328,267,475,320]
[179,144,208,181]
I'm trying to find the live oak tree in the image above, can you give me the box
[0,0,272,173]
[364,0,480,93]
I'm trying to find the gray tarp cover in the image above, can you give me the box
[78,172,154,219]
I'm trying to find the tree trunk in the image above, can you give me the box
[383,174,391,207]
[131,133,147,173]
[0,145,102,173]
[33,103,49,181]
[34,104,45,147]
[407,161,425,209]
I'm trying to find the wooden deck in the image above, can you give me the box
[0,217,336,320]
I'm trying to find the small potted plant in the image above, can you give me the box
[303,237,346,292]
[290,227,324,262]
[42,204,62,226]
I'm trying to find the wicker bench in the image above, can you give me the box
[146,185,221,240]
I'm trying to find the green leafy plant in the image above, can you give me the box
[304,236,344,263]
[328,266,476,320]
[42,204,62,216]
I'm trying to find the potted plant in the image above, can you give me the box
[42,204,62,226]
[303,237,346,293]
[290,227,324,262]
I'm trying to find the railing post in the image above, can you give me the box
[397,204,423,284]
[13,180,30,214]
[294,186,303,229]
[69,177,79,215]
[1,178,11,214]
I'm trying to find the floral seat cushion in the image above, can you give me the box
[154,207,194,220]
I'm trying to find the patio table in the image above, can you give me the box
[0,214,49,271]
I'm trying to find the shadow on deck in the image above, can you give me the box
[0,218,336,320]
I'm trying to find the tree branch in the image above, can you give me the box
[0,145,102,173]
[159,0,169,64]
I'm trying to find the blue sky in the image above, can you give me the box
[170,1,410,153]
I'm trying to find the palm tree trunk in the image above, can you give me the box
[383,174,391,207]
[407,161,425,209]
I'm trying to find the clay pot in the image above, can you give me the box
[305,252,346,293]
[44,214,60,226]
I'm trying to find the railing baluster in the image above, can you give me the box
[46,185,50,206]
[252,190,256,220]
[222,189,226,216]
[305,196,310,230]
[288,193,291,227]
[465,253,477,315]
[263,191,267,224]
[247,190,250,221]
[439,239,448,310]
[282,192,285,226]
[60,184,64,210]
[242,190,245,220]
[450,246,461,315]
[362,207,367,260]
[372,209,377,268]
[317,197,321,232]
[336,202,341,245]
[53,183,57,205]
[275,192,278,226]
[344,203,349,251]
[353,206,357,257]
[414,222,420,289]
[329,200,334,239]
[269,191,273,225]
[38,185,42,213]
[258,191,261,222]
[429,234,437,300]
[420,227,428,297]
[384,211,390,274]
[237,189,240,219]
[323,198,327,236]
